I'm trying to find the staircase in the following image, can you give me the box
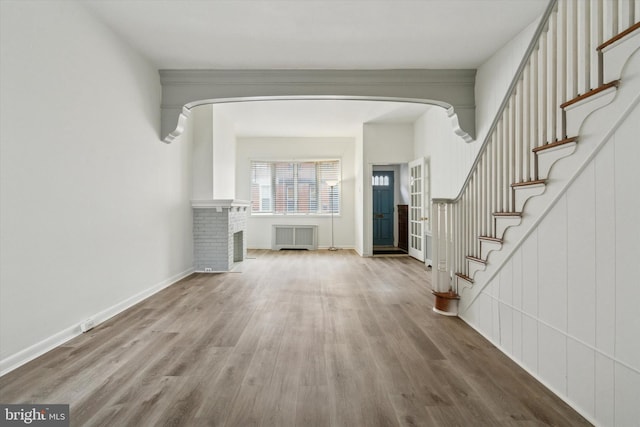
[431,0,640,315]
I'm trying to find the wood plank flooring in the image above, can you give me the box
[0,249,590,426]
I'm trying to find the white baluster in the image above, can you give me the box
[620,0,632,31]
[530,50,538,182]
[473,171,478,256]
[539,33,548,149]
[635,0,640,23]
[501,108,511,210]
[496,120,503,212]
[523,64,530,181]
[503,112,510,210]
[567,0,579,101]
[591,0,603,90]
[516,81,523,182]
[484,150,490,237]
[557,0,567,138]
[604,0,618,40]
[548,9,558,142]
[458,204,463,273]
[466,189,471,271]
[578,0,591,94]
[509,98,517,210]
[458,206,463,273]
[468,188,472,268]
[447,204,453,286]
[479,155,485,238]
[491,131,500,213]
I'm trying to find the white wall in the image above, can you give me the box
[236,137,356,249]
[212,107,237,200]
[192,105,214,199]
[424,17,540,201]
[362,123,414,255]
[413,111,432,160]
[461,101,640,427]
[354,128,364,255]
[418,107,475,199]
[0,1,194,372]
[474,18,540,151]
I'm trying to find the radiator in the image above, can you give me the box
[272,225,318,250]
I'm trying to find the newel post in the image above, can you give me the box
[431,200,459,316]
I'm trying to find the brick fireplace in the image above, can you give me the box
[191,199,249,272]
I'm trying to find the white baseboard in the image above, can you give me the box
[0,267,195,377]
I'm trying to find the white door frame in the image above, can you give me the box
[408,158,426,261]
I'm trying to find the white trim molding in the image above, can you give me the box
[159,69,477,144]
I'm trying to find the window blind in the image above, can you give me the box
[250,160,340,214]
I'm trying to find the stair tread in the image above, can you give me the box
[560,80,620,109]
[479,236,503,243]
[511,179,546,188]
[533,136,578,153]
[466,255,487,264]
[597,22,640,51]
[432,290,460,299]
[455,273,474,283]
[493,212,522,217]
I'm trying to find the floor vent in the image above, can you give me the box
[272,225,318,250]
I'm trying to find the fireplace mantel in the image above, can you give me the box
[191,199,250,209]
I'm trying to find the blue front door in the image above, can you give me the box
[373,171,394,246]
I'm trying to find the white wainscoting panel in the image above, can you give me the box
[512,247,523,311]
[614,110,640,371]
[521,232,539,317]
[567,338,595,418]
[522,314,539,373]
[538,323,567,395]
[499,259,513,306]
[595,353,615,427]
[567,163,596,346]
[537,196,568,332]
[595,142,616,356]
[614,363,640,425]
[460,100,640,425]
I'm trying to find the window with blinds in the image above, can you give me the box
[250,160,340,215]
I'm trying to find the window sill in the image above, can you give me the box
[250,213,342,218]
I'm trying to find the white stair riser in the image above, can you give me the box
[513,183,546,212]
[467,259,486,279]
[495,216,521,239]
[602,31,640,84]
[565,86,617,137]
[480,240,502,260]
[456,275,474,291]
[536,142,577,180]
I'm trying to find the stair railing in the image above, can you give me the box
[432,0,638,298]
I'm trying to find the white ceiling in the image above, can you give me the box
[84,0,548,70]
[83,0,547,136]
[213,99,432,137]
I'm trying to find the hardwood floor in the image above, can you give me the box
[0,250,590,426]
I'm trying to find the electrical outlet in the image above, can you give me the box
[204,268,213,272]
